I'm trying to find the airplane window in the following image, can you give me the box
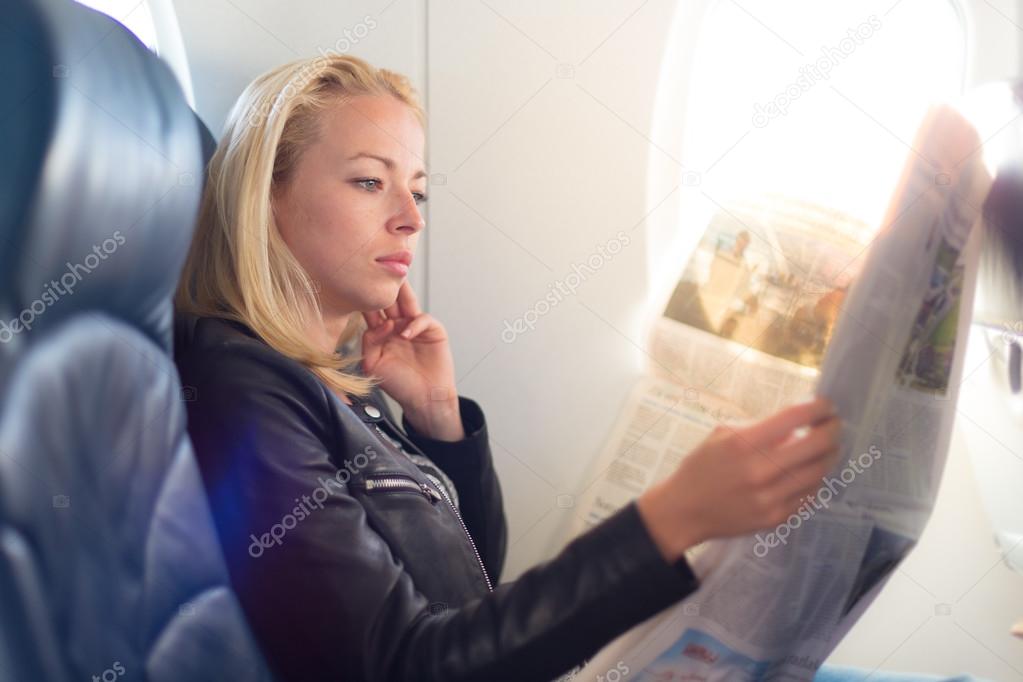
[682,0,965,231]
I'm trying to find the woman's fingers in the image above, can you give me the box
[769,416,844,472]
[363,310,387,329]
[375,281,422,327]
[399,313,433,339]
[776,445,841,502]
[363,311,437,343]
[382,281,420,322]
[740,395,836,449]
[396,280,421,318]
[740,415,842,512]
[364,318,394,343]
[747,445,839,527]
[653,400,846,548]
[749,418,841,495]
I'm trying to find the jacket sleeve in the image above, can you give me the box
[181,346,700,682]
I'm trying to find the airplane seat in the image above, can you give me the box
[0,0,275,680]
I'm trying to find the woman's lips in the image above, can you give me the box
[376,260,409,276]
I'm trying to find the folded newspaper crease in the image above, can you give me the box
[565,104,994,681]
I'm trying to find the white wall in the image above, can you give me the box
[424,0,680,583]
[171,0,1023,676]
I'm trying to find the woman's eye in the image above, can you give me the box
[355,178,382,191]
[354,178,426,205]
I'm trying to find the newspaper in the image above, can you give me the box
[563,104,993,681]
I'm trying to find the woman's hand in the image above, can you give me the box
[360,281,465,441]
[636,396,843,563]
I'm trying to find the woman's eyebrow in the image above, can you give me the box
[346,152,427,180]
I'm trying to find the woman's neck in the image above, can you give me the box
[308,313,352,356]
[304,306,356,406]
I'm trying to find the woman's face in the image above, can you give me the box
[272,93,426,319]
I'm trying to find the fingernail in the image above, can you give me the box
[401,330,412,338]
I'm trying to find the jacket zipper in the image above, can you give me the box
[431,472,493,592]
[370,422,494,592]
[363,474,442,503]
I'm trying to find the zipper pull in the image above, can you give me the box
[420,483,442,503]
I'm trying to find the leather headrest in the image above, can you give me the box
[0,0,203,354]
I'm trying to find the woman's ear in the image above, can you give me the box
[269,180,281,211]
[269,180,287,225]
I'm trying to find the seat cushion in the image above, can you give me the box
[0,314,273,681]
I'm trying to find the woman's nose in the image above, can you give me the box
[390,191,425,234]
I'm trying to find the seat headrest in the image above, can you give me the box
[0,0,203,355]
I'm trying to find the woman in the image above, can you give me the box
[172,53,856,681]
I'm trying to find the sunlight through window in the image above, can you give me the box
[685,0,966,229]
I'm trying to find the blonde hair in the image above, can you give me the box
[175,54,425,399]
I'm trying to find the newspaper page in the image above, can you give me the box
[565,104,993,681]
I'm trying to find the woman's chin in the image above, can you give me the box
[356,287,402,312]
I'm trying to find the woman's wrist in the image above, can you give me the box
[403,395,465,441]
[636,479,705,565]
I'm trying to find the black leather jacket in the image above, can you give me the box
[173,313,700,681]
